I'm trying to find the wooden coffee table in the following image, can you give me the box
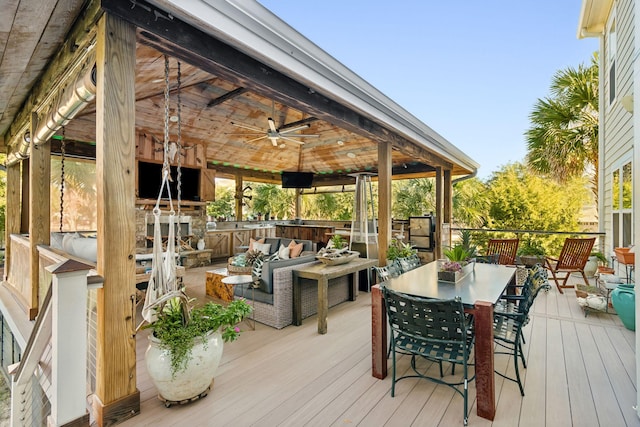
[205,268,233,301]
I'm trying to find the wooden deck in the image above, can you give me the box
[121,265,639,426]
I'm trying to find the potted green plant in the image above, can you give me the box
[585,251,609,278]
[144,293,252,404]
[330,234,348,249]
[517,240,545,267]
[439,244,474,282]
[386,238,416,261]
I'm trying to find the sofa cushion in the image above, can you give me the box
[278,244,290,259]
[264,238,281,254]
[248,237,265,252]
[254,242,271,255]
[288,240,304,258]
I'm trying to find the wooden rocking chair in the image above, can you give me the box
[545,237,595,293]
[485,238,520,265]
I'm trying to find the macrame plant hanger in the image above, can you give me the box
[141,55,184,326]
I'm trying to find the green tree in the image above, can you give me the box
[452,178,488,228]
[207,186,234,220]
[525,53,599,203]
[483,163,589,255]
[392,178,435,219]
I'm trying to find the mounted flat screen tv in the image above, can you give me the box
[281,171,314,188]
[138,161,201,201]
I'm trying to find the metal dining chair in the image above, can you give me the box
[382,286,475,425]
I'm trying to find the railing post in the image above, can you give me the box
[46,259,95,426]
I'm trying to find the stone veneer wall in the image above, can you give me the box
[135,207,207,252]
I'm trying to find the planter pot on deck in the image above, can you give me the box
[145,330,223,404]
[611,284,636,331]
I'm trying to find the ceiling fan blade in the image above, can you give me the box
[281,133,319,138]
[246,135,268,143]
[227,132,263,136]
[278,124,310,134]
[279,135,305,145]
[267,118,278,132]
[268,136,279,147]
[231,122,264,132]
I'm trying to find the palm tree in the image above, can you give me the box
[525,53,599,203]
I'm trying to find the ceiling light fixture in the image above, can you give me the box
[347,152,356,158]
[337,140,344,146]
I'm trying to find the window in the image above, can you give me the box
[607,14,617,105]
[612,160,633,249]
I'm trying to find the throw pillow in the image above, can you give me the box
[251,257,265,285]
[278,244,290,259]
[288,240,304,258]
[248,237,265,252]
[253,242,271,255]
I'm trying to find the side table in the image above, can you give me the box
[205,268,233,302]
[221,274,256,330]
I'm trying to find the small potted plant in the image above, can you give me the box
[439,245,474,282]
[144,293,252,405]
[517,240,545,267]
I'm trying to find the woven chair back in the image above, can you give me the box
[556,238,595,269]
[486,238,520,265]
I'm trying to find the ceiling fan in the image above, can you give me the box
[229,102,319,147]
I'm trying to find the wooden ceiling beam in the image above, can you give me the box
[206,86,247,108]
[100,0,453,170]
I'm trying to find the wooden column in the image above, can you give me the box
[434,167,443,259]
[295,189,302,220]
[93,13,139,425]
[20,161,29,234]
[443,168,452,250]
[235,175,243,221]
[4,162,21,281]
[28,113,50,319]
[378,141,392,265]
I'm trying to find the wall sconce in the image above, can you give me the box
[620,94,634,113]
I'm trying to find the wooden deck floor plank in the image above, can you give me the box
[544,317,572,426]
[518,316,548,427]
[576,322,629,426]
[591,325,640,426]
[559,320,599,425]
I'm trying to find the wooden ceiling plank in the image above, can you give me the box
[101,0,453,171]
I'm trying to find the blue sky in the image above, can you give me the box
[258,0,599,180]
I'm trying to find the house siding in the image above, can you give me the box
[602,0,635,255]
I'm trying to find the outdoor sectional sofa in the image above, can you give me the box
[231,236,351,329]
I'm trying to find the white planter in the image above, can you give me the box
[197,238,206,250]
[145,330,223,402]
[584,256,598,278]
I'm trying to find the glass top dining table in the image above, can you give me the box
[371,261,518,421]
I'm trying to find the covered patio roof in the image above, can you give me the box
[1,0,478,185]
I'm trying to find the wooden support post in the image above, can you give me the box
[235,175,243,221]
[378,141,392,265]
[93,13,139,426]
[442,169,452,251]
[295,189,302,221]
[435,167,443,259]
[28,113,50,320]
[5,162,21,281]
[20,161,29,234]
[371,284,387,379]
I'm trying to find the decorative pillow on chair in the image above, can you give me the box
[253,242,271,255]
[278,244,290,259]
[248,237,265,252]
[251,257,265,287]
[288,240,304,258]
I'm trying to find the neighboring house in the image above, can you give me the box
[578,0,639,418]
